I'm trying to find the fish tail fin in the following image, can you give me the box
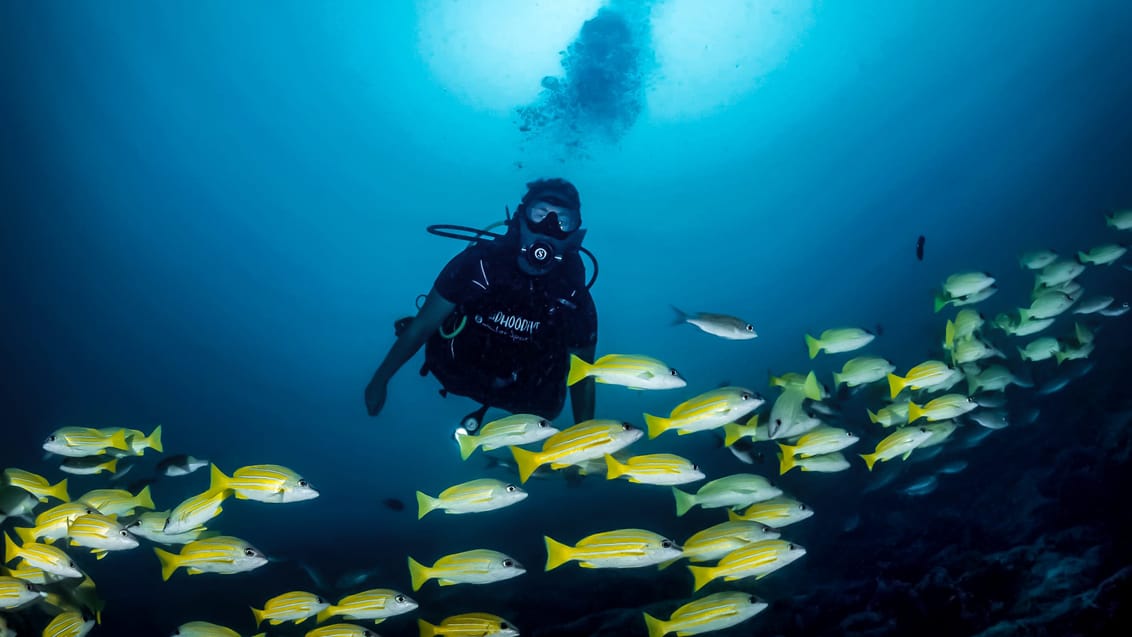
[643,611,670,637]
[109,429,131,452]
[726,509,743,522]
[407,556,431,591]
[967,373,980,396]
[418,619,438,637]
[804,334,821,359]
[50,478,70,503]
[135,485,154,510]
[867,408,880,425]
[603,454,625,480]
[207,464,230,496]
[103,458,119,474]
[316,606,338,623]
[145,425,163,453]
[672,487,696,517]
[803,371,822,400]
[777,445,796,475]
[886,373,906,400]
[688,564,715,592]
[643,413,672,439]
[567,354,591,386]
[153,547,180,581]
[832,371,843,389]
[933,292,949,313]
[4,533,20,564]
[861,453,878,472]
[13,525,36,544]
[250,606,265,628]
[455,430,479,460]
[723,418,754,447]
[510,446,542,484]
[670,305,689,326]
[1054,351,1067,365]
[544,535,574,571]
[944,320,956,351]
[415,491,439,520]
[907,401,924,423]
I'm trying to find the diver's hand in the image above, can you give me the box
[365,377,388,418]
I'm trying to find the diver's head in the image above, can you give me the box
[513,178,586,276]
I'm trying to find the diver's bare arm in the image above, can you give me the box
[370,288,455,386]
[568,344,596,424]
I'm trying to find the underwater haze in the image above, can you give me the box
[2,1,1132,636]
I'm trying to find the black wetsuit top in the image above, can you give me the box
[425,238,597,420]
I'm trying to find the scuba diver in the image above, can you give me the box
[364,178,598,432]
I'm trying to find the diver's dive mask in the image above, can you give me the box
[516,201,585,276]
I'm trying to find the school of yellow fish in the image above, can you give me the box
[1,210,1129,636]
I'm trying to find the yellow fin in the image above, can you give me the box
[672,487,696,517]
[316,606,338,624]
[886,373,906,400]
[416,491,438,520]
[208,464,230,496]
[907,402,924,423]
[861,453,878,472]
[509,446,542,484]
[418,619,438,637]
[153,547,180,581]
[50,478,70,503]
[603,454,625,480]
[804,334,821,359]
[250,606,265,628]
[688,564,715,592]
[777,446,796,475]
[643,612,669,637]
[407,555,431,591]
[455,430,478,460]
[146,425,163,453]
[643,413,672,440]
[566,353,591,386]
[544,535,574,571]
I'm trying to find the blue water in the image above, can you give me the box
[2,1,1131,636]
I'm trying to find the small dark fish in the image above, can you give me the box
[382,498,405,512]
[875,323,885,337]
[156,454,208,477]
[916,235,925,261]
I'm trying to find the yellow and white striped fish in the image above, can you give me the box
[642,591,768,637]
[544,529,681,571]
[316,588,418,624]
[172,621,266,637]
[303,624,379,637]
[886,360,961,399]
[789,452,852,473]
[208,464,319,503]
[604,453,705,486]
[676,521,780,565]
[777,427,859,475]
[251,590,329,627]
[164,489,230,534]
[42,427,131,458]
[78,486,154,517]
[2,468,69,503]
[566,353,687,390]
[642,386,764,439]
[509,420,642,483]
[14,502,99,545]
[453,414,558,460]
[0,563,60,585]
[917,421,959,448]
[153,536,267,581]
[859,427,934,470]
[721,414,770,447]
[417,613,517,637]
[0,574,45,609]
[907,394,977,423]
[67,513,138,557]
[125,510,214,546]
[768,371,825,399]
[42,610,95,637]
[726,496,814,528]
[416,479,526,519]
[687,539,806,591]
[3,533,83,578]
[407,549,524,591]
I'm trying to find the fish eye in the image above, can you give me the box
[799,504,808,510]
[46,435,56,442]
[538,419,549,427]
[661,540,672,548]
[69,561,76,567]
[691,464,698,471]
[298,479,309,487]
[745,324,754,331]
[506,485,517,492]
[244,549,257,557]
[741,392,752,400]
[120,530,129,536]
[621,423,632,430]
[669,368,679,376]
[500,623,510,630]
[316,596,325,604]
[502,559,514,567]
[395,594,406,603]
[789,543,796,550]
